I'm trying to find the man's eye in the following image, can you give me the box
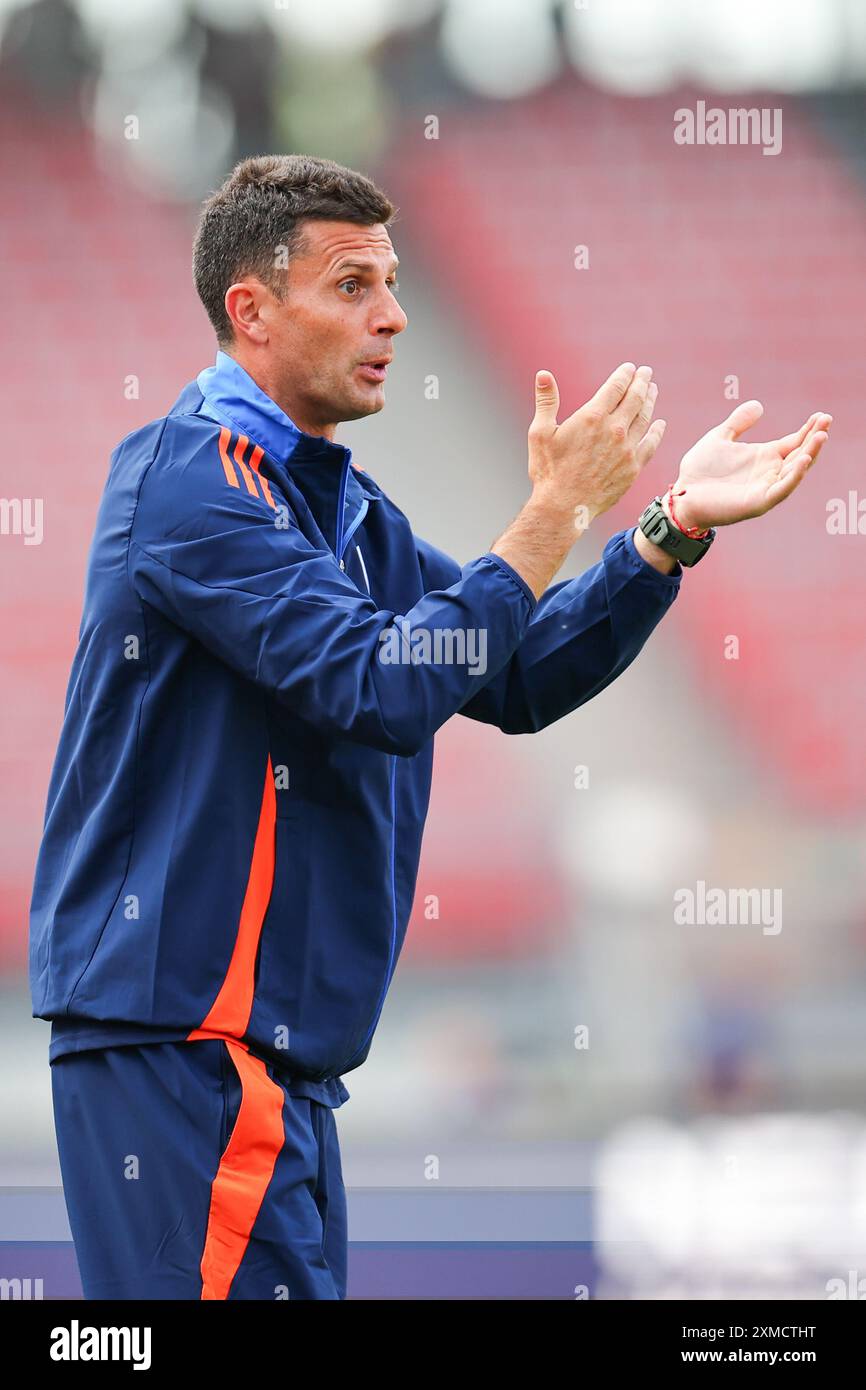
[339,279,360,296]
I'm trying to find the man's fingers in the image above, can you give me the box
[804,414,832,458]
[768,430,828,504]
[635,418,666,468]
[717,399,764,440]
[589,361,637,413]
[775,412,831,457]
[780,427,828,475]
[531,370,560,432]
[629,379,658,442]
[766,451,811,506]
[802,428,829,467]
[775,413,819,457]
[614,364,653,428]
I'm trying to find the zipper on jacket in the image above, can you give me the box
[335,452,351,569]
[340,497,369,565]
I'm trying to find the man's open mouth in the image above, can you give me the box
[357,360,389,382]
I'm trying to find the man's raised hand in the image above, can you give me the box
[528,362,667,528]
[490,361,666,600]
[670,401,832,532]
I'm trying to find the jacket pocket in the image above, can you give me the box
[217,1041,243,1160]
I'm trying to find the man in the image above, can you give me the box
[29,154,830,1300]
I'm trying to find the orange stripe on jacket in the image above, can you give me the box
[247,444,277,510]
[218,427,240,488]
[199,1039,285,1300]
[188,756,276,1041]
[233,434,260,498]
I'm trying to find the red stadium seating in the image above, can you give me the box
[387,81,866,818]
[0,91,212,966]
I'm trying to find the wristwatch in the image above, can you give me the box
[637,496,716,567]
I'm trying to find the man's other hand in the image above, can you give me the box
[670,402,832,532]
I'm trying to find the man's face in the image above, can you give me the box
[256,219,407,434]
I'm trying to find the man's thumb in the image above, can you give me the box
[718,399,763,441]
[533,370,559,427]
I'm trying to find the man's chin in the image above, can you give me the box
[339,386,386,422]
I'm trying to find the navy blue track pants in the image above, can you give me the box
[50,1038,348,1299]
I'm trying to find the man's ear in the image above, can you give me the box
[224,277,270,347]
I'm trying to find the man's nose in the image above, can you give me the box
[372,293,408,336]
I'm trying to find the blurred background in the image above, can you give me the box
[1,0,865,1299]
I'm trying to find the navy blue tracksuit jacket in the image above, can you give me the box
[29,349,682,1109]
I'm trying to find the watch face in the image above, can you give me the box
[641,500,673,546]
[639,498,714,566]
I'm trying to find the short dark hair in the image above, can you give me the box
[192,154,397,345]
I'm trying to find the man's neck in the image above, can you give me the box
[223,347,336,442]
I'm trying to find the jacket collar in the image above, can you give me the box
[197,349,351,469]
[192,350,381,558]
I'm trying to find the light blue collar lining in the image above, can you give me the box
[196,349,350,465]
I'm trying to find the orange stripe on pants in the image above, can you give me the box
[199,1040,285,1300]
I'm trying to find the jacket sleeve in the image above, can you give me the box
[126,424,538,757]
[415,526,682,734]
